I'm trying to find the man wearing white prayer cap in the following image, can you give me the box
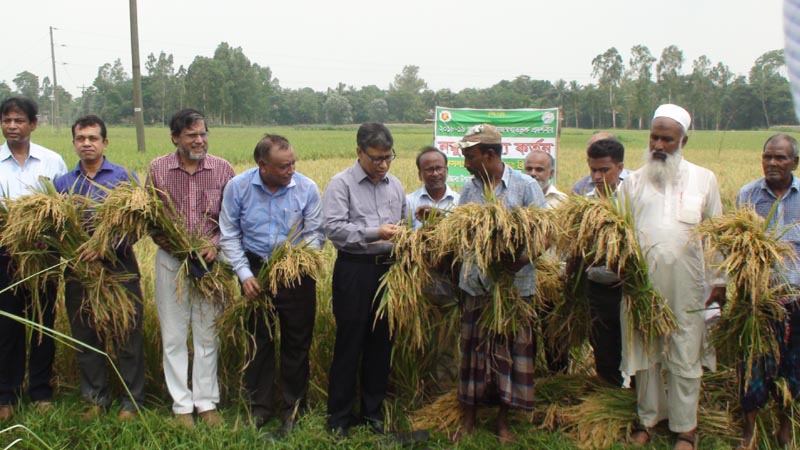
[619,104,725,450]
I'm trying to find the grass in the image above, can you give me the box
[1,124,797,449]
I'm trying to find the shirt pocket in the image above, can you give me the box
[677,193,703,225]
[282,208,303,235]
[202,189,222,218]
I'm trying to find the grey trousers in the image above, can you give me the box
[64,251,145,411]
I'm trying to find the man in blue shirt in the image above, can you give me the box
[0,97,67,421]
[219,134,322,436]
[406,146,459,229]
[53,115,145,421]
[736,133,800,449]
[455,124,545,444]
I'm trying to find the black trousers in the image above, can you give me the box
[0,249,57,405]
[64,250,145,411]
[326,255,392,429]
[244,254,316,422]
[587,280,624,386]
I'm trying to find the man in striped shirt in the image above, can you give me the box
[147,109,234,429]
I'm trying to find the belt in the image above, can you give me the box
[337,251,395,265]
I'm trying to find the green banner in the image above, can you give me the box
[434,107,559,186]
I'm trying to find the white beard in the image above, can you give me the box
[642,146,682,186]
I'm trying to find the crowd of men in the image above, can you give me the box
[0,95,797,449]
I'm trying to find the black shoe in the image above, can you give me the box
[393,429,431,446]
[329,425,349,440]
[280,417,295,437]
[365,419,386,435]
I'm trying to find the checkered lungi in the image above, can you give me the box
[457,294,536,410]
[741,298,800,412]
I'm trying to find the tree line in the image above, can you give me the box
[0,42,794,130]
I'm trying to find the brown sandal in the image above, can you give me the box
[629,425,651,447]
[674,432,697,450]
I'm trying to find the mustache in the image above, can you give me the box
[650,150,668,161]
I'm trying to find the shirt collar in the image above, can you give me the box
[420,185,456,201]
[249,167,296,193]
[353,160,388,184]
[0,142,41,163]
[72,156,114,177]
[168,150,207,172]
[760,175,800,198]
[469,164,511,190]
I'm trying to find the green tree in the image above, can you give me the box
[749,49,792,128]
[366,98,389,122]
[591,47,624,128]
[387,65,428,123]
[323,93,353,124]
[144,51,176,125]
[709,62,733,130]
[627,45,656,129]
[657,45,684,104]
[13,71,40,101]
[688,55,713,129]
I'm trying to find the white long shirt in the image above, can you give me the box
[0,142,67,199]
[618,158,724,379]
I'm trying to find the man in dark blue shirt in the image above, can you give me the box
[53,115,145,421]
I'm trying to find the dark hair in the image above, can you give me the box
[587,138,624,163]
[0,97,38,123]
[477,143,503,158]
[254,134,291,163]
[356,122,393,151]
[169,108,206,137]
[71,115,107,139]
[415,146,447,169]
[764,133,799,158]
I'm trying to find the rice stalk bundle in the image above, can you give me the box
[425,195,557,338]
[694,207,794,388]
[257,237,325,296]
[0,183,139,341]
[545,265,592,352]
[534,254,562,309]
[557,385,637,449]
[88,180,236,306]
[84,181,159,255]
[558,195,676,348]
[408,389,461,432]
[376,223,439,349]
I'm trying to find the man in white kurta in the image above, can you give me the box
[620,104,725,450]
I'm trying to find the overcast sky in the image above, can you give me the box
[2,0,785,97]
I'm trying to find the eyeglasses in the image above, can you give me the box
[363,149,396,164]
[422,166,447,175]
[182,132,209,140]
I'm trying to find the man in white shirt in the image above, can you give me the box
[622,104,724,450]
[406,146,459,229]
[524,150,566,209]
[0,97,67,421]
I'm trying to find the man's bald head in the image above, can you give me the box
[587,132,616,152]
[524,150,555,191]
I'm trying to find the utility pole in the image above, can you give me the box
[129,0,146,152]
[49,26,59,129]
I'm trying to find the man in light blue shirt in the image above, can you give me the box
[736,133,800,448]
[454,124,544,444]
[406,146,459,229]
[219,134,322,435]
[0,97,66,421]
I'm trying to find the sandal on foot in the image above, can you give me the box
[629,425,651,447]
[674,432,697,450]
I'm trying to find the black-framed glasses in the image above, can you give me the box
[422,165,447,175]
[364,149,396,164]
